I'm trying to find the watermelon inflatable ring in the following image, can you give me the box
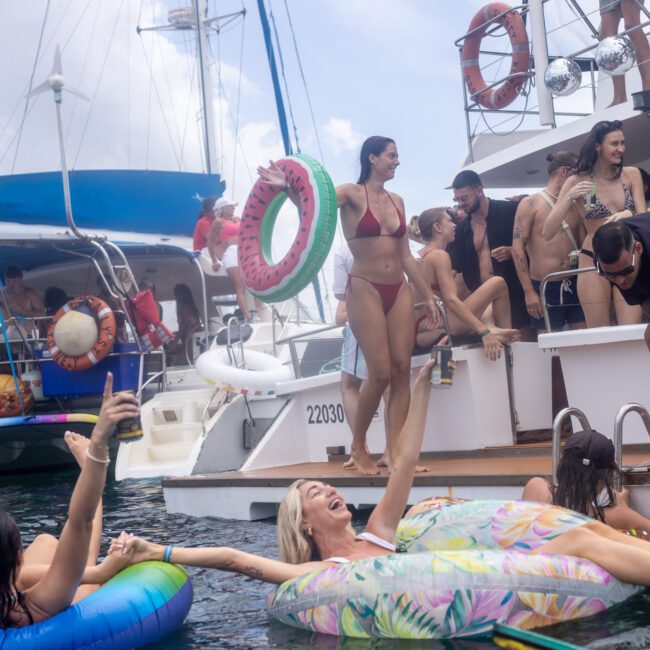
[238,154,337,303]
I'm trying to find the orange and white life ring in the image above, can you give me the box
[47,296,117,371]
[462,3,529,110]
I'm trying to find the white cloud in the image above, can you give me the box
[322,117,364,156]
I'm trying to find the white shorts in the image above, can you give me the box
[221,244,239,270]
[340,324,367,380]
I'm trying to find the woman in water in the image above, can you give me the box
[542,120,646,327]
[115,361,650,589]
[523,429,650,534]
[413,208,519,360]
[0,374,139,628]
[258,137,439,474]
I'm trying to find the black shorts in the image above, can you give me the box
[530,277,585,330]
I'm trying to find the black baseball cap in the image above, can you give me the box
[563,430,616,470]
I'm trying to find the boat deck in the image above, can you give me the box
[162,443,650,520]
[164,443,650,488]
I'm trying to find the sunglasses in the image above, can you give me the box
[595,252,635,279]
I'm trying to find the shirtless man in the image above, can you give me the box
[449,170,531,337]
[2,266,45,335]
[512,151,586,332]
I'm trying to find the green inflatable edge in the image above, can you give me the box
[255,153,337,303]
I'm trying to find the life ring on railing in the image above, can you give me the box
[195,348,292,394]
[461,3,529,110]
[47,296,116,371]
[238,154,337,303]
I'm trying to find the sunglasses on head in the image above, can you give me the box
[595,252,635,279]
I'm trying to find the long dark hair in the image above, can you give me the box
[573,120,624,179]
[174,283,199,319]
[357,136,395,184]
[552,456,620,522]
[0,511,32,628]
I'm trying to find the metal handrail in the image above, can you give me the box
[539,267,596,332]
[466,71,534,107]
[276,323,343,380]
[454,3,530,46]
[551,407,591,485]
[613,403,650,490]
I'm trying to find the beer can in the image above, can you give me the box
[115,391,143,443]
[569,250,580,269]
[430,345,453,389]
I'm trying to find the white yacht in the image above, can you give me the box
[159,0,650,521]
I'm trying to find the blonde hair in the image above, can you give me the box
[277,479,357,564]
[277,479,317,564]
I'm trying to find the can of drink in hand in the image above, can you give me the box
[430,345,453,389]
[569,250,580,269]
[115,391,143,443]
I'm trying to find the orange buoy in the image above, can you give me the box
[462,3,529,110]
[47,296,116,371]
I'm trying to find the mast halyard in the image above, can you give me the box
[193,0,218,174]
[137,3,246,176]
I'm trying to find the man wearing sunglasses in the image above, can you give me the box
[592,216,650,350]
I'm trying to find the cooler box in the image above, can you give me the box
[36,343,140,397]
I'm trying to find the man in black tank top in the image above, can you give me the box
[592,216,650,350]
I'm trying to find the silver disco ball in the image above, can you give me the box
[595,35,636,76]
[544,58,582,96]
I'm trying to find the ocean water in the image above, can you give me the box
[4,467,650,649]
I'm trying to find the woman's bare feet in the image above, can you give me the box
[64,431,91,468]
[493,327,520,344]
[345,447,380,475]
[376,454,428,473]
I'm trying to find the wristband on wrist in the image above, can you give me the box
[86,448,110,465]
[163,545,174,563]
[479,328,491,338]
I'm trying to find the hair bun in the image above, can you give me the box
[546,153,554,162]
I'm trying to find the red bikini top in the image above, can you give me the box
[350,185,406,240]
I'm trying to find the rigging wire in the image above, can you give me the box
[268,1,300,153]
[281,0,325,165]
[134,31,182,169]
[64,0,102,143]
[155,25,186,170]
[231,3,247,194]
[11,0,52,173]
[73,0,128,168]
[215,22,226,173]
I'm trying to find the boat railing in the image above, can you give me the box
[538,266,596,333]
[456,0,650,163]
[276,323,343,379]
[551,406,592,485]
[613,403,650,489]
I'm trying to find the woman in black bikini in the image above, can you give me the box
[258,138,439,475]
[412,208,519,359]
[543,121,646,327]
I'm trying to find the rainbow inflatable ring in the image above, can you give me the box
[0,562,192,649]
[268,498,641,639]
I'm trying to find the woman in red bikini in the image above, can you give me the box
[543,121,646,327]
[258,137,438,474]
[413,208,519,360]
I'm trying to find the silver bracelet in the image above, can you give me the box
[86,448,110,465]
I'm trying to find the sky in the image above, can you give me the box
[0,0,601,317]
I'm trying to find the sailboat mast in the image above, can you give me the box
[256,0,292,155]
[193,0,219,173]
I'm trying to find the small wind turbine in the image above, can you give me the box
[29,45,89,238]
